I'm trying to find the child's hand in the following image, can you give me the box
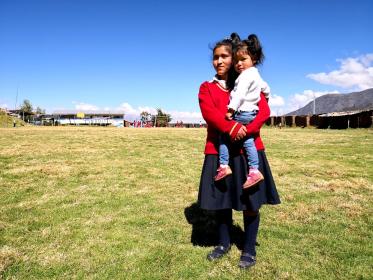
[225,108,235,120]
[225,112,233,120]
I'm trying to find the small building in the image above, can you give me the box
[51,110,127,127]
[266,109,373,129]
[7,109,35,119]
[318,109,373,129]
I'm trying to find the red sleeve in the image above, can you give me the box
[245,93,270,135]
[198,82,242,139]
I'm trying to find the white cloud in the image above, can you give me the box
[117,102,138,114]
[168,110,204,124]
[138,106,157,115]
[115,103,158,121]
[287,89,340,113]
[360,53,373,67]
[0,103,9,109]
[268,94,286,116]
[270,107,287,117]
[116,103,204,123]
[268,94,285,107]
[67,101,205,123]
[269,90,340,115]
[307,53,373,90]
[73,102,99,111]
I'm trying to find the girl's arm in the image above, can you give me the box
[198,82,243,140]
[245,93,270,135]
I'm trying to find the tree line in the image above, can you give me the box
[16,99,46,122]
[140,108,171,127]
[19,99,46,115]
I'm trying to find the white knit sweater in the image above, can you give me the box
[228,67,270,112]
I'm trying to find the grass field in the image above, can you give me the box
[0,127,372,279]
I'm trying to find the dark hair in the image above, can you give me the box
[234,34,264,65]
[212,32,241,54]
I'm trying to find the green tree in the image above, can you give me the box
[20,99,33,113]
[152,108,171,127]
[35,106,46,115]
[20,99,34,122]
[140,111,152,123]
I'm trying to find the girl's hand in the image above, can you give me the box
[234,125,247,141]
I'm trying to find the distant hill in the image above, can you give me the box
[286,88,373,116]
[0,111,27,127]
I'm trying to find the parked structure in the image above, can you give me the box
[50,110,126,126]
[267,109,373,129]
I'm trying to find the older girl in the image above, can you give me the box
[198,34,280,269]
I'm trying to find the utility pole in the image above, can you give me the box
[313,92,316,115]
[15,87,18,110]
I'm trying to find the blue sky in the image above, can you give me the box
[1,0,372,121]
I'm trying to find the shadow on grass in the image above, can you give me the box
[184,202,245,250]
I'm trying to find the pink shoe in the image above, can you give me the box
[243,169,264,189]
[214,165,232,181]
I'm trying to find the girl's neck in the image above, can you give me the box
[216,74,228,82]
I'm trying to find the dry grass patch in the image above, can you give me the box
[0,246,21,275]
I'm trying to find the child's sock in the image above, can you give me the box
[243,212,260,256]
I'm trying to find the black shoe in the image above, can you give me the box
[207,245,231,261]
[238,253,256,269]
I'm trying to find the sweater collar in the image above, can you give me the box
[211,75,227,90]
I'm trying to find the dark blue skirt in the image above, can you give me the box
[198,151,281,211]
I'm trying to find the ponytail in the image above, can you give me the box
[245,34,264,65]
[230,32,241,46]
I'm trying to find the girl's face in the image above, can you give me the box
[213,46,232,80]
[234,50,254,73]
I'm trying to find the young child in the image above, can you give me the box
[214,34,270,189]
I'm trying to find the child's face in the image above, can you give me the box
[234,51,254,73]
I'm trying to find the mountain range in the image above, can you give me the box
[286,88,373,116]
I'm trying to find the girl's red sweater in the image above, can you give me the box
[198,80,270,155]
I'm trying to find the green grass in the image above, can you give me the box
[0,127,372,279]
